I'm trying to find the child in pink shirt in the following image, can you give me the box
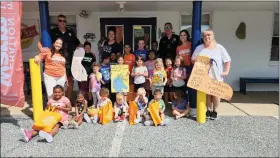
[21,85,72,143]
[144,51,156,99]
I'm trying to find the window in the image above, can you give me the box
[181,14,210,40]
[270,13,279,61]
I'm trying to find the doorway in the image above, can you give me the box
[100,18,157,52]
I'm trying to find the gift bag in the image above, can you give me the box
[99,101,113,125]
[147,101,162,126]
[128,101,138,125]
[32,106,62,132]
[88,107,99,117]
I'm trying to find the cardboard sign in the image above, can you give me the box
[71,48,88,82]
[111,65,129,93]
[187,56,233,100]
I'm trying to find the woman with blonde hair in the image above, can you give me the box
[191,29,231,120]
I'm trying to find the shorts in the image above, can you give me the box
[164,85,172,92]
[151,86,164,94]
[134,83,145,92]
[171,85,186,92]
[102,82,111,92]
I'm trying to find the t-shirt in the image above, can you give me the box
[145,60,155,78]
[114,102,128,109]
[81,52,95,75]
[191,44,231,81]
[165,66,173,79]
[172,67,186,87]
[100,64,111,83]
[176,43,192,66]
[97,98,112,108]
[159,34,180,60]
[77,100,88,113]
[39,50,66,78]
[124,53,136,72]
[134,49,149,61]
[101,41,122,59]
[151,70,167,86]
[109,60,118,65]
[89,72,102,92]
[132,66,148,84]
[48,96,70,122]
[149,99,165,112]
[136,96,148,110]
[172,99,188,110]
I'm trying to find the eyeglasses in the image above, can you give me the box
[164,26,172,30]
[58,19,67,23]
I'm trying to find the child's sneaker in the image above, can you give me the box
[84,113,91,123]
[21,128,32,143]
[135,117,143,123]
[39,130,53,143]
[114,116,120,122]
[61,121,69,129]
[119,115,125,122]
[69,120,79,129]
[144,120,154,126]
[92,116,98,124]
[160,119,170,126]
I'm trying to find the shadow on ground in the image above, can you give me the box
[228,91,279,104]
[0,107,20,127]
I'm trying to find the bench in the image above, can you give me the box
[240,77,279,95]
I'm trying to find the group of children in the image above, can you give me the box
[21,39,191,143]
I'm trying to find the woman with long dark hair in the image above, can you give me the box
[176,30,192,67]
[101,26,122,60]
[34,38,68,99]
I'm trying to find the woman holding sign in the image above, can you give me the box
[191,29,231,120]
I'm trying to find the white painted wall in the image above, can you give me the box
[21,10,278,92]
[211,11,279,91]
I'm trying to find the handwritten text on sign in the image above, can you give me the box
[187,56,233,100]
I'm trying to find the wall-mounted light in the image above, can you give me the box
[79,10,89,18]
[83,33,96,41]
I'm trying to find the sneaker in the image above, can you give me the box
[210,111,218,120]
[61,121,69,129]
[114,116,120,122]
[144,120,154,126]
[135,117,143,124]
[160,119,170,126]
[84,113,91,123]
[92,116,98,124]
[21,129,32,143]
[39,131,53,143]
[206,110,211,119]
[119,115,125,122]
[70,120,79,129]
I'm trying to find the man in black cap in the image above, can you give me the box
[50,14,82,100]
[158,22,180,61]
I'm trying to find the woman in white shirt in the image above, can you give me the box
[191,29,231,120]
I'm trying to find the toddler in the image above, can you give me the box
[149,58,167,94]
[89,63,103,107]
[172,91,190,119]
[131,56,148,92]
[134,88,149,123]
[114,93,129,122]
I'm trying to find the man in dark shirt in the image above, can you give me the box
[158,22,180,61]
[50,14,82,100]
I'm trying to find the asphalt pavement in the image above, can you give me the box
[0,116,278,157]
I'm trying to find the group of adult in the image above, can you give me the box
[36,14,231,119]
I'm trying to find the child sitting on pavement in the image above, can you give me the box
[144,89,169,126]
[172,91,190,119]
[68,92,91,129]
[114,93,129,122]
[134,88,149,123]
[91,87,112,124]
[21,85,72,143]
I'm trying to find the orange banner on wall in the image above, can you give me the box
[1,2,25,107]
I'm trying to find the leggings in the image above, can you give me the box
[92,91,100,108]
[43,73,66,99]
